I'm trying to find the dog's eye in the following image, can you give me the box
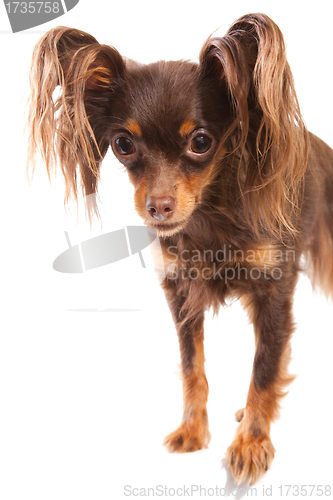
[114,137,135,156]
[190,134,212,154]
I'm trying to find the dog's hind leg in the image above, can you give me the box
[305,134,333,299]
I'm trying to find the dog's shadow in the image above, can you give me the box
[221,460,251,499]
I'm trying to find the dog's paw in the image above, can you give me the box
[235,408,244,422]
[225,429,275,485]
[163,419,210,453]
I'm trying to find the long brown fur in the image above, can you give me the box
[27,13,333,485]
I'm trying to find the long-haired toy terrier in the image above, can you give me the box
[27,13,333,485]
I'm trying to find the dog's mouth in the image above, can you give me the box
[147,219,187,236]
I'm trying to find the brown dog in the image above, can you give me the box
[27,13,333,485]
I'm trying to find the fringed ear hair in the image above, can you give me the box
[200,13,309,239]
[27,26,125,219]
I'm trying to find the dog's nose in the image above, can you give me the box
[146,196,176,221]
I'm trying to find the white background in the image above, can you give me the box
[0,1,332,499]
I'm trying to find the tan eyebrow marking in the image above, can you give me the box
[179,119,197,137]
[126,120,142,136]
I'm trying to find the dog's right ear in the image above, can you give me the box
[27,27,125,217]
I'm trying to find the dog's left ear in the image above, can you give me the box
[199,13,308,238]
[27,27,126,218]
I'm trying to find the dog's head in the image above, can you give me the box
[106,59,231,236]
[27,14,308,238]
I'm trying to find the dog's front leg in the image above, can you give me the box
[162,281,210,453]
[226,275,297,485]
